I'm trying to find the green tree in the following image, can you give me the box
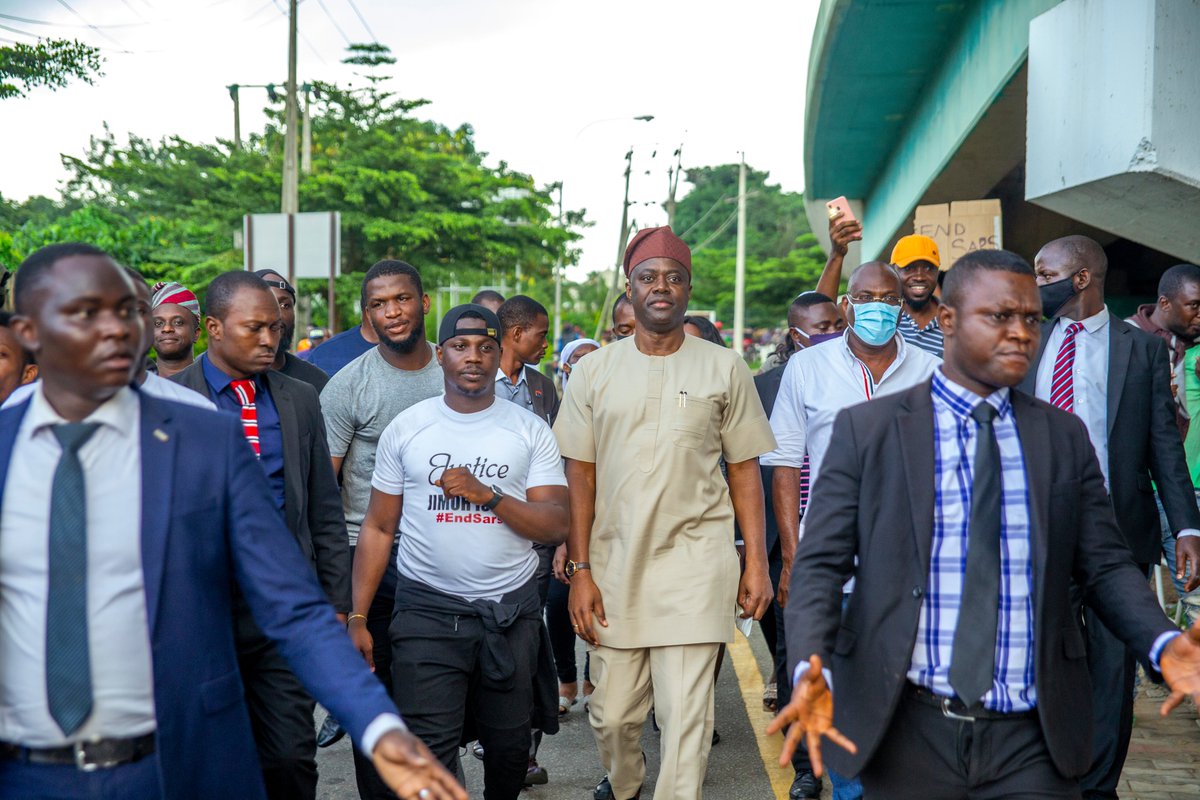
[2,45,578,330]
[0,38,102,100]
[673,163,824,329]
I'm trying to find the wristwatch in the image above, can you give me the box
[564,560,591,579]
[481,485,505,511]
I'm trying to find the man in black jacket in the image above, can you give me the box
[770,249,1200,798]
[1019,235,1200,799]
[253,269,330,394]
[170,271,349,800]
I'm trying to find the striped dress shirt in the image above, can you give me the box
[907,370,1036,712]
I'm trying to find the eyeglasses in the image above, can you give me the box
[848,293,902,307]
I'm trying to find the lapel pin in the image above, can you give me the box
[154,429,169,442]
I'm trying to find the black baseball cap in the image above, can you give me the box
[438,303,502,345]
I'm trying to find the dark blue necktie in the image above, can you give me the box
[46,422,100,736]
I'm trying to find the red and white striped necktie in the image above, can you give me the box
[230,378,261,458]
[1049,321,1085,412]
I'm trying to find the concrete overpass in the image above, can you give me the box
[804,0,1200,296]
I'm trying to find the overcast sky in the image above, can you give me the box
[0,0,818,280]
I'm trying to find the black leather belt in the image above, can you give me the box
[904,683,1036,722]
[0,732,156,771]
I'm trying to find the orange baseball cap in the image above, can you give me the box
[891,235,942,270]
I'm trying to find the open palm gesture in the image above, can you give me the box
[765,655,857,776]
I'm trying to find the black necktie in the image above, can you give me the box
[949,402,1001,707]
[46,422,100,736]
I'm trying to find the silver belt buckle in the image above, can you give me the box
[73,740,100,772]
[941,697,977,723]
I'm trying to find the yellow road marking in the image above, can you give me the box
[728,630,792,800]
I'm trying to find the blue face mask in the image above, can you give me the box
[849,301,901,346]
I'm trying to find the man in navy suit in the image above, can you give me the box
[0,243,465,800]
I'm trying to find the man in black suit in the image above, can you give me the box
[1019,235,1200,799]
[497,295,559,426]
[171,271,350,800]
[769,249,1200,798]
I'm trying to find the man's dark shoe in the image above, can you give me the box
[316,714,345,748]
[711,728,720,746]
[471,741,485,760]
[524,758,548,786]
[789,769,822,799]
[594,775,613,800]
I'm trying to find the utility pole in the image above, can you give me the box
[595,148,635,341]
[228,85,241,149]
[733,155,747,355]
[301,83,312,174]
[552,183,564,355]
[280,0,300,214]
[665,144,683,229]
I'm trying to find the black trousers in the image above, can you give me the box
[350,542,400,800]
[546,577,583,683]
[767,538,813,774]
[236,612,317,800]
[1080,603,1140,799]
[390,598,539,800]
[860,689,1079,799]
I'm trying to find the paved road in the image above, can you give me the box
[315,625,1199,799]
[316,627,804,799]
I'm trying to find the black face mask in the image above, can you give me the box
[1038,275,1078,319]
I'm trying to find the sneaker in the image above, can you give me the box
[789,769,822,799]
[593,775,613,800]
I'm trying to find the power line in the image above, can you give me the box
[343,0,377,42]
[54,0,130,51]
[315,0,352,45]
[0,12,145,28]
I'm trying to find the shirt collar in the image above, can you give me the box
[495,366,527,386]
[27,382,138,440]
[931,368,1012,421]
[837,328,912,369]
[1057,304,1109,335]
[900,306,941,330]
[201,352,265,395]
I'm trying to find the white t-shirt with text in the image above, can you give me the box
[372,396,567,601]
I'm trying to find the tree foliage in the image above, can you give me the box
[1,46,576,330]
[674,163,824,329]
[0,38,102,100]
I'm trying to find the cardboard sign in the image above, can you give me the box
[913,200,1003,269]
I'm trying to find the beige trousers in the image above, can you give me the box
[588,642,721,800]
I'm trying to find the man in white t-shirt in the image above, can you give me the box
[350,304,569,800]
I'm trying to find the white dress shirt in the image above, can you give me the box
[762,331,940,481]
[0,385,406,753]
[3,372,215,411]
[0,386,156,746]
[1034,306,1111,486]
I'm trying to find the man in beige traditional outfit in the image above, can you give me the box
[554,226,777,800]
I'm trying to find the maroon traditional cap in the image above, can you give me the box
[622,226,692,277]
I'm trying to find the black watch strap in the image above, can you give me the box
[481,485,504,511]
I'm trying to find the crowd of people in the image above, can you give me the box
[1,214,1200,800]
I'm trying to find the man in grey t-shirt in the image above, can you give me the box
[319,260,443,800]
